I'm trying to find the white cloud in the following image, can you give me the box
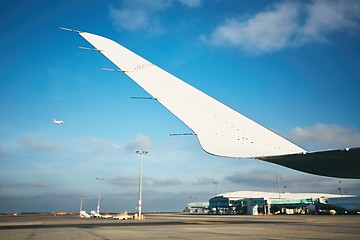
[300,0,360,43]
[124,134,152,152]
[88,136,123,152]
[110,176,139,186]
[0,148,8,157]
[109,0,203,33]
[109,7,150,32]
[202,1,300,54]
[109,0,172,33]
[109,175,182,186]
[192,177,218,185]
[21,137,62,152]
[202,0,360,54]
[26,182,51,188]
[289,123,360,150]
[147,177,183,186]
[178,0,202,8]
[224,170,360,195]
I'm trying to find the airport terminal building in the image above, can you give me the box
[208,191,350,215]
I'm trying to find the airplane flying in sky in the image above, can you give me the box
[63,28,360,179]
[53,118,64,125]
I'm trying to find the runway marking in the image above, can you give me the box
[0,221,42,226]
[183,221,226,225]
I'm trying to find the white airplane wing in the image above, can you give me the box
[79,32,305,158]
[76,31,359,179]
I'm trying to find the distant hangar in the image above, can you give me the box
[185,191,359,215]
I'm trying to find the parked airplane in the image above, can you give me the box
[79,210,91,218]
[53,118,64,124]
[309,196,360,215]
[63,29,360,179]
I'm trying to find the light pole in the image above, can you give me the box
[338,180,342,197]
[79,196,84,218]
[136,150,148,220]
[80,196,84,212]
[212,181,219,195]
[275,177,282,199]
[96,177,104,215]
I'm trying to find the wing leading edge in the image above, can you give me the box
[77,31,360,179]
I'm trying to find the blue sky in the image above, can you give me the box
[1,0,360,213]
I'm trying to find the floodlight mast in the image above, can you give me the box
[136,150,148,220]
[96,177,104,215]
[276,177,282,199]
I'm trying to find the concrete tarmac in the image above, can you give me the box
[1,213,360,239]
